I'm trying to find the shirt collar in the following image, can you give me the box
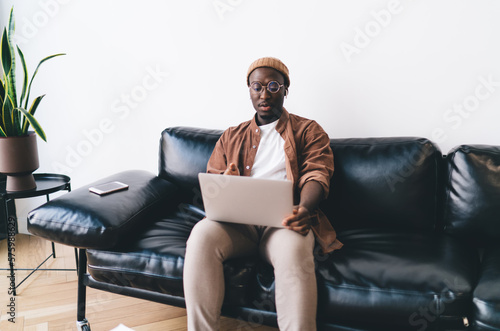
[250,108,289,134]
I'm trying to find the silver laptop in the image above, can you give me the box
[198,173,293,228]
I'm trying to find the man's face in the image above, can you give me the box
[248,67,286,125]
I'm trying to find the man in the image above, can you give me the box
[183,57,342,331]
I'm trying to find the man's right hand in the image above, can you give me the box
[224,163,240,176]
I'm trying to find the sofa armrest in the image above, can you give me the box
[28,170,178,249]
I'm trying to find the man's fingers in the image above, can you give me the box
[282,216,292,227]
[282,207,305,226]
[288,224,311,236]
[224,163,240,175]
[283,218,309,229]
[282,210,298,226]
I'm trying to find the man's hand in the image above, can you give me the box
[282,181,325,235]
[224,163,240,176]
[282,205,312,235]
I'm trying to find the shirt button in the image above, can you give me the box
[246,166,250,170]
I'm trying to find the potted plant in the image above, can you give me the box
[0,7,64,191]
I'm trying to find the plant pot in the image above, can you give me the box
[0,132,40,191]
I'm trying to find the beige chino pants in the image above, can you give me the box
[183,218,317,331]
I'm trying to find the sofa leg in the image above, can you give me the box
[76,318,91,331]
[76,249,90,330]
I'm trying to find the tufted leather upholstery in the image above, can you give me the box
[444,145,500,331]
[27,127,500,331]
[472,246,500,331]
[443,145,500,245]
[28,170,177,249]
[323,137,441,232]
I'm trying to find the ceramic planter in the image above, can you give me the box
[0,132,39,191]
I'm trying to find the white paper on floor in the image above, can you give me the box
[109,324,135,331]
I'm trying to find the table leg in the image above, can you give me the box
[52,242,56,258]
[74,248,79,273]
[45,194,58,260]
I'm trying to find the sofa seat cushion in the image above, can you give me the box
[314,230,478,330]
[86,204,256,305]
[472,246,500,331]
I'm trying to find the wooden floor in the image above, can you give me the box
[0,234,278,331]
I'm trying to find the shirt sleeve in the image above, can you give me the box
[206,131,228,174]
[297,121,334,199]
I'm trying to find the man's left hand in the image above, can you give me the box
[282,206,312,235]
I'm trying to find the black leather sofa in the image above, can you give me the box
[27,127,500,331]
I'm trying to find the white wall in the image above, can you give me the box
[1,1,499,203]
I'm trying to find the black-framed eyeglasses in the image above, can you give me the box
[249,81,284,94]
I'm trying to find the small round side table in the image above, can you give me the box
[1,173,76,296]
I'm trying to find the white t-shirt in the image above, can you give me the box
[250,120,287,180]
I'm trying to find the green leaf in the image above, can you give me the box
[22,94,44,133]
[0,81,4,128]
[8,8,15,36]
[0,124,6,137]
[6,7,17,108]
[0,93,5,134]
[24,53,65,109]
[1,28,12,78]
[2,92,14,135]
[18,107,46,142]
[17,46,28,108]
[12,107,21,135]
[0,77,5,102]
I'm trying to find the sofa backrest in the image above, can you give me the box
[321,137,442,233]
[159,127,222,203]
[159,127,442,232]
[443,145,500,246]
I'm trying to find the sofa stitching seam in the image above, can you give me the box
[473,297,500,308]
[88,264,182,281]
[324,283,469,298]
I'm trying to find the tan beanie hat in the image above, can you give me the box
[246,57,290,87]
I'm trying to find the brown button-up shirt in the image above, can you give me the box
[207,108,343,253]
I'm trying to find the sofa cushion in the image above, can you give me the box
[322,138,441,232]
[86,203,256,306]
[317,230,479,329]
[443,145,500,245]
[472,246,500,331]
[28,170,176,249]
[250,230,478,330]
